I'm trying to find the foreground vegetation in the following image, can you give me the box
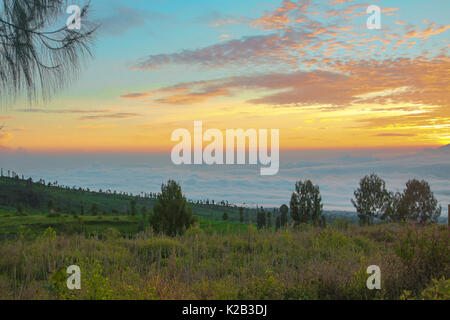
[0,222,448,300]
[0,172,448,300]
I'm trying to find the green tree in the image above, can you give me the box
[351,174,391,225]
[290,180,323,226]
[48,200,55,213]
[267,210,272,228]
[256,206,266,230]
[279,204,288,228]
[150,180,196,236]
[222,212,228,220]
[91,203,99,216]
[239,206,244,223]
[130,200,138,216]
[275,216,281,230]
[141,205,148,220]
[395,179,441,224]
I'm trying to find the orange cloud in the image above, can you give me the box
[150,56,450,111]
[78,113,141,120]
[120,93,152,98]
[156,88,230,105]
[406,24,450,39]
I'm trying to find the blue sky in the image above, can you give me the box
[0,0,449,215]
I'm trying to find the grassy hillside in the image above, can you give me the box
[0,175,253,239]
[0,174,256,218]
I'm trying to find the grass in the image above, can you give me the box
[0,209,250,239]
[0,222,448,300]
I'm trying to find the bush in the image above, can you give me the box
[401,278,450,300]
[137,238,186,261]
[394,225,449,294]
[103,227,120,240]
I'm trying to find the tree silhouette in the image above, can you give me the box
[290,180,323,226]
[0,0,97,103]
[130,200,138,216]
[279,204,288,227]
[275,215,281,230]
[90,203,99,216]
[256,206,266,229]
[351,174,391,225]
[395,179,441,224]
[150,180,196,236]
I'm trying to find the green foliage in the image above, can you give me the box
[91,203,99,216]
[394,225,449,294]
[222,212,228,220]
[279,204,288,227]
[241,270,284,299]
[290,180,324,226]
[16,203,26,216]
[256,207,266,229]
[419,278,450,300]
[130,200,138,216]
[401,278,450,300]
[137,238,186,261]
[0,223,448,300]
[43,227,57,241]
[394,179,441,224]
[332,217,352,231]
[48,259,113,300]
[351,174,391,225]
[150,180,196,236]
[103,227,121,241]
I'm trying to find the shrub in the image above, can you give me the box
[103,227,120,241]
[394,225,449,294]
[137,238,186,261]
[401,278,450,300]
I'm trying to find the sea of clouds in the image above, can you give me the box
[0,146,448,215]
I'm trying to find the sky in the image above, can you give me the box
[0,0,449,212]
[0,0,449,152]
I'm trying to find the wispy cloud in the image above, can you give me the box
[16,108,108,114]
[375,133,417,137]
[120,93,152,99]
[76,124,117,129]
[78,113,141,121]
